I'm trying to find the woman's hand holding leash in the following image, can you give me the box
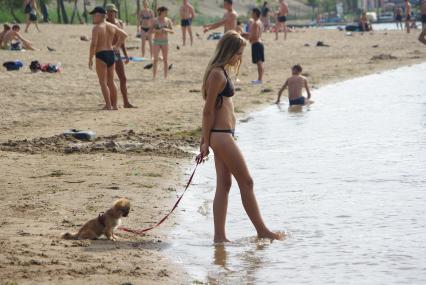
[196,143,209,164]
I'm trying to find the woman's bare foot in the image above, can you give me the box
[124,103,136,108]
[112,106,119,111]
[214,236,231,243]
[102,105,112,110]
[257,230,285,240]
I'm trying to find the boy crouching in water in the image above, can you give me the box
[275,64,312,106]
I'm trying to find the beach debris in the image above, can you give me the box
[345,32,353,36]
[168,64,173,70]
[3,61,23,71]
[304,43,310,46]
[207,32,223,40]
[176,45,180,50]
[144,63,153,69]
[235,87,242,92]
[372,44,379,48]
[261,88,273,93]
[63,129,96,141]
[80,35,90,41]
[157,269,169,277]
[370,54,397,61]
[189,89,200,93]
[196,32,202,39]
[316,41,330,47]
[47,46,56,52]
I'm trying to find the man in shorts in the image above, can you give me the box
[249,8,264,85]
[275,0,289,40]
[203,0,238,33]
[180,0,195,46]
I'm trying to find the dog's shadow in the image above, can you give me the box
[82,237,171,252]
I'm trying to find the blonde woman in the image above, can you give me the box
[151,6,173,79]
[137,0,154,58]
[197,31,284,243]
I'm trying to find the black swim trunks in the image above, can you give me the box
[278,15,287,23]
[29,12,37,22]
[406,15,411,21]
[251,42,265,64]
[396,15,403,21]
[181,19,192,27]
[96,50,115,67]
[422,14,426,24]
[289,97,306,106]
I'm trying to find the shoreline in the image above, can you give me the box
[0,24,425,284]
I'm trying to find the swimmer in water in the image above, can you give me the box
[275,64,312,106]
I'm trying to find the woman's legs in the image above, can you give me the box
[141,31,146,57]
[147,32,153,59]
[25,15,31,33]
[210,133,283,240]
[161,45,168,78]
[152,44,160,79]
[213,154,232,243]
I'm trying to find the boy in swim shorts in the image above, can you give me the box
[249,8,264,85]
[180,0,195,46]
[275,0,289,40]
[275,64,312,106]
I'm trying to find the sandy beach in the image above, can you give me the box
[0,23,425,284]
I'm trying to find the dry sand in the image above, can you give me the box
[0,23,425,284]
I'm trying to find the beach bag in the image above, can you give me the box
[41,63,60,73]
[30,60,41,72]
[3,61,23,71]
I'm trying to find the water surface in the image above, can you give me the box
[166,64,426,284]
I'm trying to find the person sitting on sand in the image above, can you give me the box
[359,12,371,32]
[137,0,154,59]
[203,0,238,33]
[1,24,36,50]
[151,6,173,79]
[197,30,284,243]
[88,6,128,111]
[275,64,312,106]
[419,0,426,44]
[0,24,11,47]
[180,0,196,46]
[106,4,135,109]
[275,0,289,40]
[24,0,41,33]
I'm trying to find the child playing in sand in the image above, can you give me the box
[1,24,36,50]
[275,64,312,106]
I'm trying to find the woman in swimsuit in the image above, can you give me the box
[24,0,41,33]
[151,6,173,79]
[137,0,154,58]
[197,31,284,243]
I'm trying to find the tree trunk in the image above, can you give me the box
[103,0,107,7]
[124,0,128,24]
[136,0,140,16]
[10,7,21,23]
[83,0,88,23]
[57,0,62,23]
[70,0,78,23]
[59,0,69,24]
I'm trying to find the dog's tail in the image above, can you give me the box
[61,232,79,240]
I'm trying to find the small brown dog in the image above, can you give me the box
[62,198,130,241]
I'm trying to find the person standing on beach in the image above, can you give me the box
[203,0,238,33]
[249,8,264,85]
[405,0,412,34]
[137,0,154,59]
[275,64,312,106]
[106,4,135,109]
[180,0,195,46]
[260,2,271,32]
[419,0,426,44]
[88,6,128,111]
[395,6,403,31]
[198,31,284,243]
[151,6,173,79]
[275,0,288,40]
[24,0,41,33]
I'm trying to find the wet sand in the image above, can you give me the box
[0,24,425,284]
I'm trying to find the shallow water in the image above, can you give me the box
[321,21,422,31]
[166,63,426,284]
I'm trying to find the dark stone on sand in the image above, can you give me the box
[371,54,397,61]
[261,88,273,93]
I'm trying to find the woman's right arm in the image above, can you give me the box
[198,69,225,161]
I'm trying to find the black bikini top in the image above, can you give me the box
[216,67,234,108]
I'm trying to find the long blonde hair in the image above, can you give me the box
[202,31,247,100]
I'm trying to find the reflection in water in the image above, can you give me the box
[166,64,426,284]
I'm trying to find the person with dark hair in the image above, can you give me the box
[405,0,412,34]
[88,6,128,110]
[0,24,11,47]
[395,6,403,30]
[106,4,135,108]
[203,0,238,33]
[137,0,154,58]
[180,0,196,46]
[151,6,174,79]
[23,0,41,33]
[1,24,36,50]
[261,1,270,32]
[275,0,288,40]
[276,65,312,106]
[249,8,264,85]
[198,31,284,243]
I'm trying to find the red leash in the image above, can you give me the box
[119,161,200,235]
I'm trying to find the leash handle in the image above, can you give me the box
[119,161,200,235]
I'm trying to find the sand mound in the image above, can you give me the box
[0,130,195,157]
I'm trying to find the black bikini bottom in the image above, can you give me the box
[96,50,115,67]
[211,129,235,136]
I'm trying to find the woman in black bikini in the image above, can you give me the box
[24,0,40,33]
[137,0,154,58]
[197,31,283,243]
